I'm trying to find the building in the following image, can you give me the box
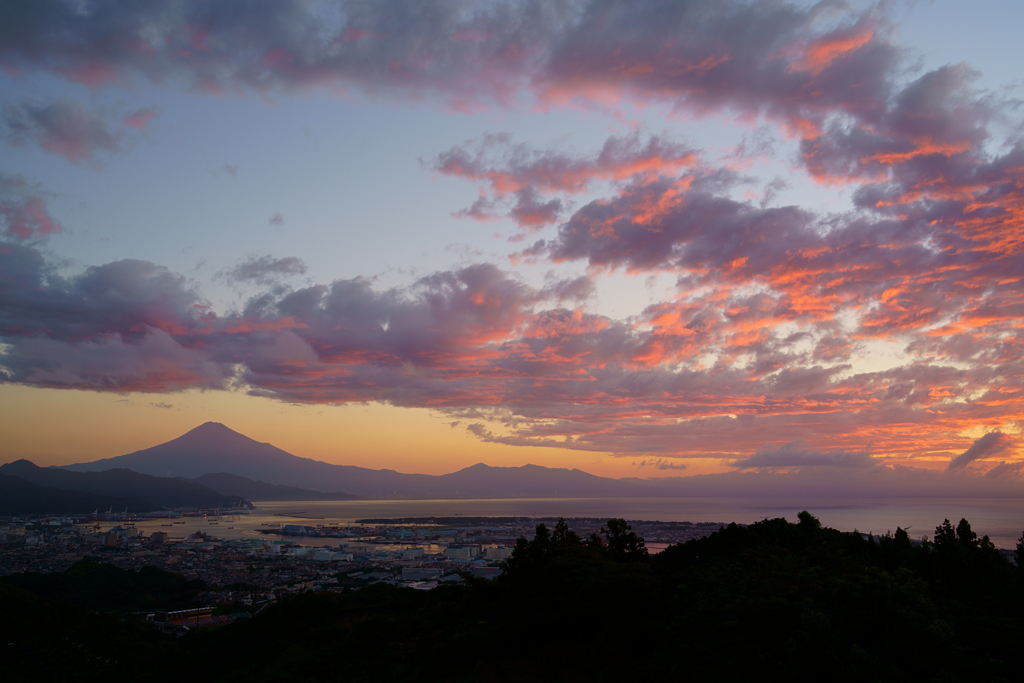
[443,544,482,561]
[485,547,512,560]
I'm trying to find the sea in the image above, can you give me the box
[121,496,1024,550]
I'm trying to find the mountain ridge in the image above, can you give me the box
[0,474,157,515]
[52,422,1024,500]
[59,422,651,499]
[183,472,364,502]
[1,459,250,510]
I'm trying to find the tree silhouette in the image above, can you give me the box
[797,510,822,531]
[600,519,648,561]
[893,526,911,550]
[934,518,956,550]
[552,518,581,545]
[956,518,978,548]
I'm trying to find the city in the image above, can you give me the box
[1,511,728,630]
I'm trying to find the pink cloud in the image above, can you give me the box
[1,1,1023,479]
[1,99,152,164]
[431,132,698,228]
[61,62,118,87]
[123,107,156,129]
[2,100,118,163]
[432,132,697,195]
[0,1,894,130]
[1,243,1020,469]
[787,27,876,77]
[0,174,62,240]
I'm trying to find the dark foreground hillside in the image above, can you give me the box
[3,513,1023,682]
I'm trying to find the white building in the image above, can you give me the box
[443,544,482,561]
[485,547,513,560]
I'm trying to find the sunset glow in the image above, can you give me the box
[1,0,1022,488]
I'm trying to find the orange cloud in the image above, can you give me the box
[789,28,875,77]
[860,137,972,165]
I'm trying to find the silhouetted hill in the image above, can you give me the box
[60,423,649,499]
[0,475,155,515]
[62,422,315,480]
[52,422,1024,500]
[1,558,205,612]
[63,422,400,495]
[0,459,249,510]
[185,473,363,501]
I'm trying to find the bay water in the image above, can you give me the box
[125,496,1024,549]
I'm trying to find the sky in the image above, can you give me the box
[1,0,1023,487]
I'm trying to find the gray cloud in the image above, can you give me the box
[635,458,688,471]
[223,254,307,286]
[538,274,594,303]
[947,432,1012,471]
[732,441,876,469]
[984,461,1024,479]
